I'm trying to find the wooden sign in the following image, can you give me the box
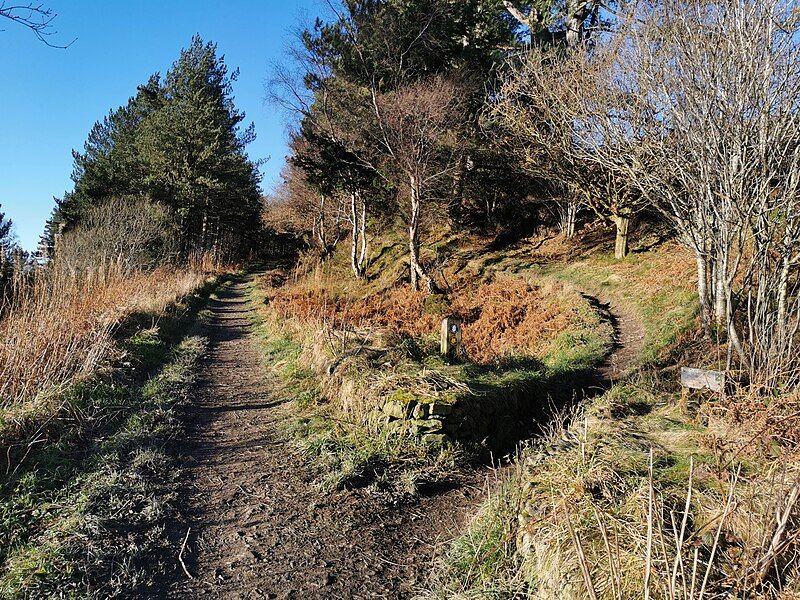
[680,367,725,393]
[441,317,463,359]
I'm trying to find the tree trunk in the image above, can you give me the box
[201,210,209,253]
[614,215,631,259]
[0,246,6,287]
[317,195,328,257]
[565,14,582,47]
[565,0,592,47]
[350,191,366,279]
[358,198,367,276]
[409,177,422,291]
[350,192,359,278]
[777,251,791,345]
[562,200,578,239]
[449,151,467,226]
[724,281,749,371]
[408,176,435,292]
[714,250,727,328]
[696,250,711,333]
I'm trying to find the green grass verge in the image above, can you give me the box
[540,249,698,365]
[0,279,220,598]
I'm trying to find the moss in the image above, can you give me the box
[387,390,425,406]
[422,293,451,317]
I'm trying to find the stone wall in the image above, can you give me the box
[375,382,546,450]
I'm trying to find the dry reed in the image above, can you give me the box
[0,259,207,409]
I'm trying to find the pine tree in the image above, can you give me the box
[137,35,262,256]
[43,36,263,260]
[43,76,164,250]
[0,205,14,289]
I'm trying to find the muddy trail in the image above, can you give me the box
[168,274,643,599]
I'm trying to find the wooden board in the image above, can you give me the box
[680,367,725,393]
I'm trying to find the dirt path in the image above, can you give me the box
[169,272,645,599]
[581,292,647,381]
[170,277,488,599]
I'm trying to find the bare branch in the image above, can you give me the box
[0,2,74,48]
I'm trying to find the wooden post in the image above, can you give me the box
[441,316,463,360]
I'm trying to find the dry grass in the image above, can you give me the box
[433,380,800,599]
[442,223,699,365]
[537,236,699,364]
[0,260,210,449]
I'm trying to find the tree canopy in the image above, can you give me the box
[45,35,263,260]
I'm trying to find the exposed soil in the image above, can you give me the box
[583,292,646,381]
[168,272,644,599]
[169,277,489,599]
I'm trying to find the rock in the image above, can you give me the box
[382,400,406,420]
[429,402,453,416]
[421,418,444,431]
[385,419,405,431]
[412,403,429,419]
[407,418,443,432]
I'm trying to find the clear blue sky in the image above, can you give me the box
[0,0,318,251]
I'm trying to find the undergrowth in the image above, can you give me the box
[249,280,464,506]
[536,237,699,365]
[249,230,614,507]
[0,275,219,598]
[430,374,800,598]
[426,228,800,598]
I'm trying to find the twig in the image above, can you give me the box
[755,479,800,584]
[178,527,194,580]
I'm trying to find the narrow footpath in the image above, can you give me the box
[170,277,486,599]
[168,272,645,599]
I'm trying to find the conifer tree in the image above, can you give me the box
[44,36,263,260]
[137,35,262,256]
[0,205,14,288]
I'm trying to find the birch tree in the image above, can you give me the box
[373,76,463,291]
[627,0,800,383]
[519,0,800,385]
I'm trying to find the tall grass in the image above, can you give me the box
[431,381,800,599]
[0,259,208,447]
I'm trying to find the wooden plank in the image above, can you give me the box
[680,367,725,393]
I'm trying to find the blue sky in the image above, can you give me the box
[0,0,319,250]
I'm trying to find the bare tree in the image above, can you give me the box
[627,0,800,384]
[493,45,649,256]
[511,0,800,386]
[265,163,347,259]
[0,2,72,47]
[373,76,463,292]
[58,196,178,273]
